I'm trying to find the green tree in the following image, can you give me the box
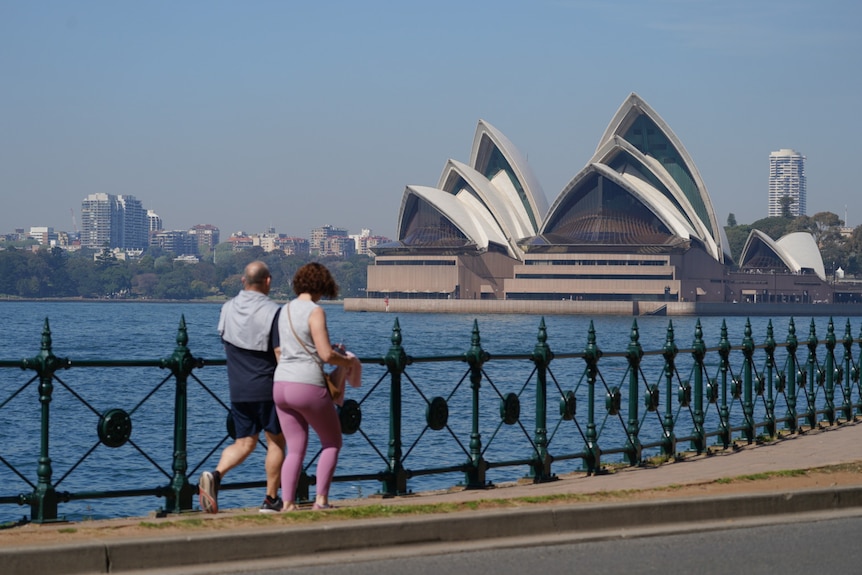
[143,245,169,259]
[16,276,42,297]
[95,245,117,268]
[132,273,159,298]
[726,213,737,227]
[8,250,54,297]
[791,212,846,276]
[220,274,243,298]
[213,243,234,265]
[154,267,196,299]
[233,247,267,270]
[190,260,218,288]
[0,238,39,249]
[37,247,75,296]
[66,257,102,297]
[844,225,862,275]
[154,255,174,272]
[268,255,309,297]
[723,224,751,265]
[788,211,844,248]
[0,242,374,300]
[748,216,792,241]
[0,247,29,295]
[197,245,214,263]
[779,195,796,218]
[102,264,133,297]
[328,255,372,297]
[136,254,156,273]
[189,279,212,298]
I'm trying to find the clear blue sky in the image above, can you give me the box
[2,0,860,240]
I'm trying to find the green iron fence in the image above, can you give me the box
[1,315,860,524]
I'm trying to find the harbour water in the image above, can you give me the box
[0,300,858,524]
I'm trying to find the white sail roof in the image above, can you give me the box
[595,93,725,262]
[469,119,548,233]
[396,185,509,253]
[739,230,826,281]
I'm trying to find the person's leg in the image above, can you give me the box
[264,430,285,500]
[216,402,262,477]
[304,388,343,508]
[261,401,286,502]
[215,435,257,477]
[199,403,259,513]
[273,381,310,511]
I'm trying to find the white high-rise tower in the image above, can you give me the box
[80,193,148,250]
[768,149,806,217]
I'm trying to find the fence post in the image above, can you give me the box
[741,319,755,443]
[857,322,862,418]
[785,318,799,432]
[661,320,677,458]
[691,319,706,453]
[464,320,489,488]
[824,318,836,425]
[582,321,602,474]
[624,320,643,466]
[842,319,855,421]
[382,318,410,496]
[159,315,201,514]
[529,318,554,482]
[717,320,731,448]
[805,319,819,429]
[763,320,777,438]
[20,318,70,523]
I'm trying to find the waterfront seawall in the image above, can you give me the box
[344,298,862,316]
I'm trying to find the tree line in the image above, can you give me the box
[0,244,372,300]
[2,210,860,300]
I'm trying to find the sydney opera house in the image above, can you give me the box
[360,94,848,310]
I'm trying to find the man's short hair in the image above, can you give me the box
[244,261,271,287]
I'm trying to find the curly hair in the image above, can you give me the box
[292,262,339,299]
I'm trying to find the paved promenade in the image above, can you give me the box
[3,421,862,574]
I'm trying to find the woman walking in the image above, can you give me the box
[273,262,359,510]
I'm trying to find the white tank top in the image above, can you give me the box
[274,299,325,387]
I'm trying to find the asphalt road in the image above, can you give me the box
[148,511,862,575]
[129,509,862,575]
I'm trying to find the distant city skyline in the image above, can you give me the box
[4,205,388,258]
[3,204,379,248]
[2,2,860,236]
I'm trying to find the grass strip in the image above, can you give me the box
[131,462,862,531]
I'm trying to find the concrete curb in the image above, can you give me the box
[4,485,862,574]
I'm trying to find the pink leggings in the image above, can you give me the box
[273,381,342,503]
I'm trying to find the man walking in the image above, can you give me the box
[199,260,286,513]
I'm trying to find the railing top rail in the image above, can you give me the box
[1,335,858,369]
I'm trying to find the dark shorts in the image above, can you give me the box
[230,401,282,438]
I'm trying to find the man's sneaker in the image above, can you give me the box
[198,471,219,514]
[259,495,283,514]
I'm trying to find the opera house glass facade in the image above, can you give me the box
[367,93,833,304]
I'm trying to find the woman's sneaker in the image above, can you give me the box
[198,471,220,514]
[259,495,283,513]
